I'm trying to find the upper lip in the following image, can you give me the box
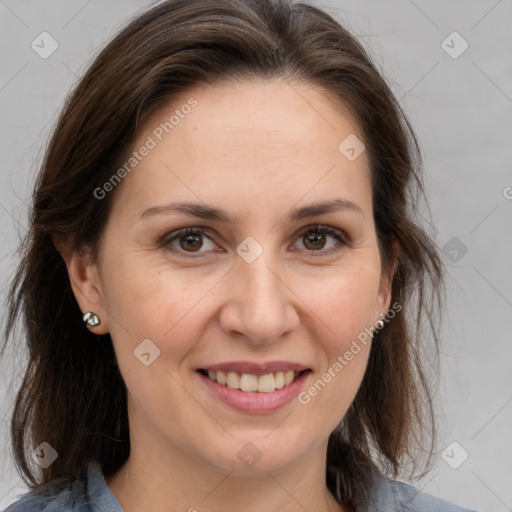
[198,361,311,376]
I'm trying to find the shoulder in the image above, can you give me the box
[2,477,89,512]
[366,474,479,512]
[2,462,120,512]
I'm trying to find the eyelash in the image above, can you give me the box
[159,224,350,259]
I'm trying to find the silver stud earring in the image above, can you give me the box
[83,311,100,328]
[375,313,385,330]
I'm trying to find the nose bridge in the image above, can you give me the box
[221,241,297,344]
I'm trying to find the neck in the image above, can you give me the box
[105,421,347,512]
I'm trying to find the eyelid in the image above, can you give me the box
[160,224,350,257]
[293,224,350,257]
[157,226,213,253]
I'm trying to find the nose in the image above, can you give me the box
[218,252,300,346]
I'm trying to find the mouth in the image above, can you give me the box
[196,368,311,393]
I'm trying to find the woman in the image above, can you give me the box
[1,0,478,511]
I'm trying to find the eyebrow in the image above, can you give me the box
[137,198,364,224]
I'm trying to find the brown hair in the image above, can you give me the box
[1,0,444,509]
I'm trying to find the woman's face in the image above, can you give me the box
[73,79,393,475]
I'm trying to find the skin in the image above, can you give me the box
[57,79,395,512]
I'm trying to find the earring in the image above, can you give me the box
[83,311,100,328]
[375,313,385,330]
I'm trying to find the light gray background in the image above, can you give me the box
[0,1,511,510]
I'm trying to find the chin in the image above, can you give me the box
[201,435,305,476]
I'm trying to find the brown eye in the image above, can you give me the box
[160,224,349,259]
[303,231,327,250]
[163,227,217,256]
[178,232,203,252]
[294,225,348,256]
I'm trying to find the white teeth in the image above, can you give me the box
[274,371,285,389]
[240,373,258,392]
[203,369,303,392]
[284,370,295,386]
[257,373,275,392]
[226,371,240,389]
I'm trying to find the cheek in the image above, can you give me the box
[293,261,379,409]
[100,249,225,372]
[102,238,381,375]
[295,258,382,340]
[297,275,375,428]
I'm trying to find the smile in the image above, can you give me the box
[197,369,307,393]
[196,366,312,413]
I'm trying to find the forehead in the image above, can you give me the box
[108,79,372,222]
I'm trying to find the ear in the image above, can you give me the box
[377,238,399,315]
[53,235,109,334]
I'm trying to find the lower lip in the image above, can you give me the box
[196,370,311,413]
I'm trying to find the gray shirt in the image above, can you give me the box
[3,461,478,512]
